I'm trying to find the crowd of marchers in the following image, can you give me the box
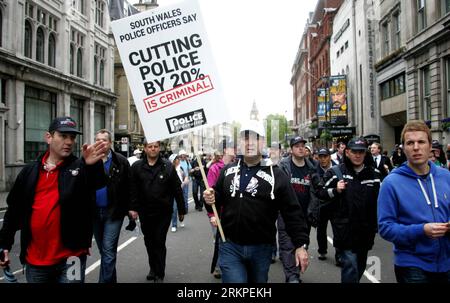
[0,117,449,283]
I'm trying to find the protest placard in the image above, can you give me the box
[111,0,229,142]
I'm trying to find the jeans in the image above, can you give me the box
[395,266,450,283]
[340,249,368,283]
[171,200,178,227]
[192,178,205,210]
[26,255,87,283]
[93,207,124,283]
[277,214,310,282]
[182,184,189,213]
[218,240,273,283]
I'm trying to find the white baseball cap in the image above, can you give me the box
[240,120,265,137]
[178,149,187,156]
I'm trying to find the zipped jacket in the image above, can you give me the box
[0,153,106,263]
[213,158,309,248]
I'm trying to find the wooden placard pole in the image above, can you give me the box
[195,150,226,243]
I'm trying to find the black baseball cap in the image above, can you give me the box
[317,147,331,156]
[48,117,82,134]
[347,137,368,151]
[431,140,441,149]
[290,136,307,147]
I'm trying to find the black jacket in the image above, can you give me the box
[213,158,309,248]
[103,151,131,220]
[318,154,381,251]
[372,154,393,181]
[0,153,106,264]
[129,156,185,216]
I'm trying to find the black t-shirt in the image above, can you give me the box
[290,161,311,211]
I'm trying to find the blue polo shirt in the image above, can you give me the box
[96,152,112,208]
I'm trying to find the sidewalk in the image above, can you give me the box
[0,191,8,210]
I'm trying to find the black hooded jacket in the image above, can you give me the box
[213,158,309,248]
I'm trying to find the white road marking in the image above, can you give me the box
[327,236,380,283]
[0,268,22,281]
[1,197,197,281]
[85,236,138,275]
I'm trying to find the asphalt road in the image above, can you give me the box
[0,199,396,284]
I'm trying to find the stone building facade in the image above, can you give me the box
[0,0,116,190]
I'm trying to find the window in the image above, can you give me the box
[70,45,74,74]
[345,41,348,49]
[26,2,34,18]
[48,34,56,67]
[24,20,32,58]
[446,59,450,117]
[422,67,431,121]
[36,27,45,63]
[70,99,84,157]
[393,13,400,50]
[337,50,340,58]
[76,48,83,77]
[49,16,57,31]
[71,29,85,77]
[95,0,105,28]
[382,22,389,55]
[24,3,58,66]
[94,58,98,84]
[80,0,85,14]
[417,0,426,31]
[441,0,450,15]
[0,78,6,104]
[94,104,106,132]
[99,61,104,86]
[0,9,3,47]
[380,73,406,100]
[94,43,106,86]
[131,109,139,132]
[73,0,85,15]
[24,86,57,162]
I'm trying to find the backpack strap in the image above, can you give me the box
[331,165,344,181]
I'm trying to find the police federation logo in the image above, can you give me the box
[165,109,207,134]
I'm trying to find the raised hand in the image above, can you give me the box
[82,141,108,165]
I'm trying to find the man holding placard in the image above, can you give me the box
[203,120,310,283]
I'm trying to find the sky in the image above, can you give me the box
[156,0,318,122]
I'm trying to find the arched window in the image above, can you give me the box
[36,27,45,63]
[77,48,83,77]
[48,34,56,67]
[94,57,98,84]
[24,20,32,58]
[99,60,104,86]
[69,44,74,74]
